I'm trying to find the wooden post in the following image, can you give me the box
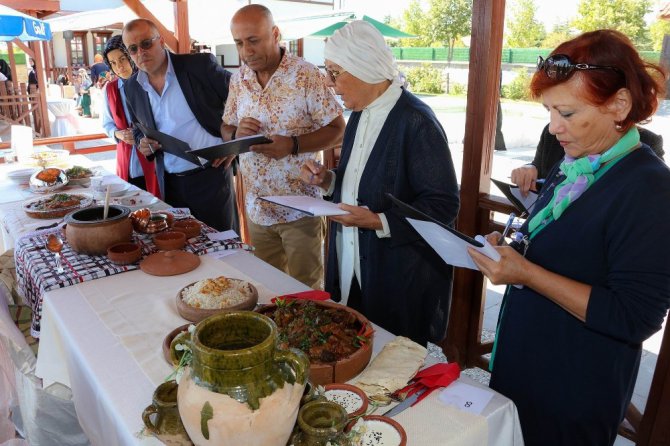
[174,0,191,54]
[123,0,180,52]
[6,43,18,84]
[441,0,506,367]
[29,40,50,137]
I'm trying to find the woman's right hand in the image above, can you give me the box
[510,165,539,197]
[115,129,135,145]
[300,160,331,189]
[138,137,161,157]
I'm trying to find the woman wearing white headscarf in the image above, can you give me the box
[301,21,459,345]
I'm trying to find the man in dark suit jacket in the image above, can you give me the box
[122,18,238,232]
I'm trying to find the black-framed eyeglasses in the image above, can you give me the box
[325,67,346,83]
[536,54,622,80]
[127,36,160,55]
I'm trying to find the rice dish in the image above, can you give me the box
[181,276,253,309]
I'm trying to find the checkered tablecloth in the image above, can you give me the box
[14,212,251,338]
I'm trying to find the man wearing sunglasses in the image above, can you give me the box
[220,5,344,289]
[122,18,238,232]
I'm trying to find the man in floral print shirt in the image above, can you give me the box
[221,4,345,288]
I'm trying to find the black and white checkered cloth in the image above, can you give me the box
[15,211,251,338]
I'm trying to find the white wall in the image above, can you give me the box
[303,39,326,67]
[52,32,68,67]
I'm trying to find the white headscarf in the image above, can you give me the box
[324,20,397,84]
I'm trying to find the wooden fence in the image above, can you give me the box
[0,81,45,137]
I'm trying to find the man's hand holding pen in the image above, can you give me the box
[300,159,330,188]
[139,137,161,157]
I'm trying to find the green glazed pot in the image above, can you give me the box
[293,400,350,446]
[173,311,310,446]
[142,380,190,444]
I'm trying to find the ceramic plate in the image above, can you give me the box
[162,323,191,366]
[7,168,38,183]
[93,182,130,198]
[112,193,159,210]
[350,415,407,446]
[324,383,369,418]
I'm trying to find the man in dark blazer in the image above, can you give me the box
[122,18,238,232]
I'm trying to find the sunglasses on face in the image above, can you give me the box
[325,67,346,83]
[127,36,160,55]
[536,54,622,80]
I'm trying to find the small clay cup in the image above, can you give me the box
[142,380,189,441]
[153,231,186,251]
[172,219,202,239]
[107,242,141,265]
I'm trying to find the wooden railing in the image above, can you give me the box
[0,82,45,137]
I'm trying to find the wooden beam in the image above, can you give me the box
[442,0,506,367]
[12,40,33,58]
[174,0,191,54]
[2,0,60,11]
[29,40,50,137]
[123,0,180,53]
[6,43,18,84]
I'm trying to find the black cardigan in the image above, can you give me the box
[325,89,460,345]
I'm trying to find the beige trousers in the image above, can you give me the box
[247,216,325,289]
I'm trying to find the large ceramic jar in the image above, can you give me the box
[173,311,309,446]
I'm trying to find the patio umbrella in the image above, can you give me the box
[309,14,415,39]
[0,4,52,41]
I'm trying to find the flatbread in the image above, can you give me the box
[351,336,427,402]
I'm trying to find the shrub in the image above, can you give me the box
[502,68,531,101]
[405,63,444,94]
[449,82,467,95]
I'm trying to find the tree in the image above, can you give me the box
[505,0,546,48]
[649,19,670,52]
[542,21,577,49]
[427,0,472,62]
[572,0,652,49]
[399,0,432,47]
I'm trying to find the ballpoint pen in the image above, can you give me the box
[498,212,516,246]
[309,160,322,184]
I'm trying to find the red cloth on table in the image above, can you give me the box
[396,362,461,406]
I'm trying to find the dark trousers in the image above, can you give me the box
[164,166,239,233]
[347,276,363,311]
[128,175,146,191]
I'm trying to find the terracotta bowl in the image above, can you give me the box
[172,219,202,239]
[175,279,259,323]
[162,323,191,365]
[153,231,186,251]
[346,415,407,446]
[107,242,142,265]
[256,300,374,385]
[324,383,369,418]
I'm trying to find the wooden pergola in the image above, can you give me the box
[5,1,670,444]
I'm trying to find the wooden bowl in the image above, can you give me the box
[172,219,202,239]
[175,278,259,323]
[107,242,141,265]
[346,415,407,446]
[256,300,374,385]
[153,231,186,251]
[324,383,368,418]
[162,323,191,365]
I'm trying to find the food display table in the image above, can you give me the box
[34,252,524,446]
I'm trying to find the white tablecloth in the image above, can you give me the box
[47,98,79,137]
[34,251,523,446]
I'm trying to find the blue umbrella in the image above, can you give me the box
[0,4,52,41]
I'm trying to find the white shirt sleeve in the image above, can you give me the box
[100,85,119,140]
[375,213,391,238]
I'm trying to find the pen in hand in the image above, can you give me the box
[498,213,516,246]
[309,160,322,184]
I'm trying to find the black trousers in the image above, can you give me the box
[347,276,363,311]
[128,175,146,191]
[164,166,239,233]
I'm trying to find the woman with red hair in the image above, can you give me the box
[470,30,670,445]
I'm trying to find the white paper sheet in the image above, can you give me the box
[206,229,239,242]
[509,188,538,213]
[438,382,496,415]
[261,195,350,216]
[407,218,500,270]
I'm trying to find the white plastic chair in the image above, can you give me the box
[0,301,89,446]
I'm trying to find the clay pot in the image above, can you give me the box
[65,205,132,255]
[293,400,349,446]
[172,219,202,239]
[153,231,186,251]
[107,242,141,265]
[172,311,309,446]
[142,380,191,445]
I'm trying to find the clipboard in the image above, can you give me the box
[135,123,271,163]
[490,178,538,214]
[386,193,483,247]
[259,195,349,216]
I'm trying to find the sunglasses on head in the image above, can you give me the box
[536,54,622,80]
[127,36,160,55]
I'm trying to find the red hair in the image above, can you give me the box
[530,29,667,131]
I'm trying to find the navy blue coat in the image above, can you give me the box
[325,89,460,346]
[490,145,670,445]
